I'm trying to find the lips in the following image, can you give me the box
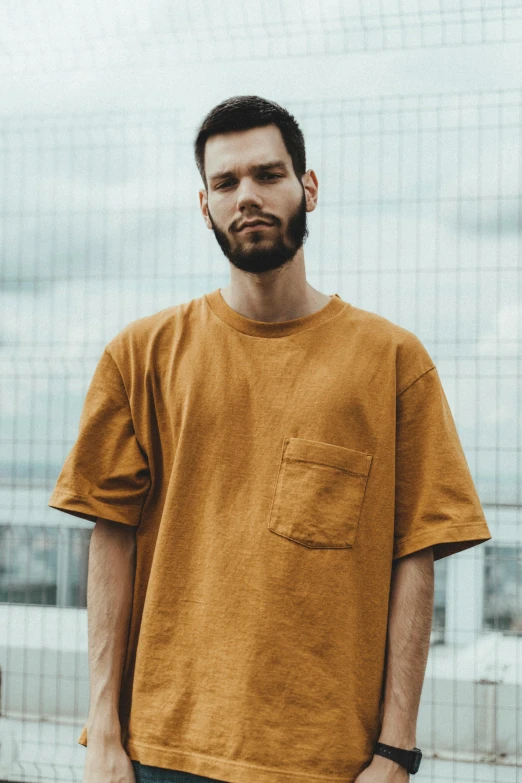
[238,221,272,231]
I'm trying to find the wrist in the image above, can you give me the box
[373,740,423,776]
[368,755,409,781]
[372,752,403,770]
[86,711,121,742]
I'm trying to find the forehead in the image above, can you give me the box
[205,124,290,179]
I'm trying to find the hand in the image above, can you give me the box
[354,755,410,782]
[83,738,136,782]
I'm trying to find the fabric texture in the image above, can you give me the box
[48,288,492,783]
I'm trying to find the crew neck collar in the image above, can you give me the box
[204,288,348,338]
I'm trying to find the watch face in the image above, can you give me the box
[411,749,422,773]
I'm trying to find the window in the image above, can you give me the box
[483,544,522,634]
[0,525,90,607]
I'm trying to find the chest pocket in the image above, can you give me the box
[268,437,372,549]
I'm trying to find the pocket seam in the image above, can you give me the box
[283,436,372,476]
[282,457,367,477]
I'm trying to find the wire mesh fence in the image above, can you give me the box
[1,0,522,72]
[0,3,520,782]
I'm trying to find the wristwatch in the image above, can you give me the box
[373,741,422,774]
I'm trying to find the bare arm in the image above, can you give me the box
[85,517,137,745]
[354,547,434,781]
[372,546,434,773]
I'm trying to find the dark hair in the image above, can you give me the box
[194,95,307,190]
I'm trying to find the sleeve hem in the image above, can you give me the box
[48,486,141,527]
[393,522,492,562]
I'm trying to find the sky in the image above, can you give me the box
[0,0,520,512]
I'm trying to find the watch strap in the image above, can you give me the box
[374,741,422,774]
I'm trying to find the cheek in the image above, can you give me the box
[209,206,230,230]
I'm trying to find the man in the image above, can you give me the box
[48,95,492,783]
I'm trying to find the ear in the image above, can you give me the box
[198,189,213,230]
[303,169,319,213]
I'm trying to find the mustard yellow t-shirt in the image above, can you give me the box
[48,289,492,783]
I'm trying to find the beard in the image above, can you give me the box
[206,185,309,276]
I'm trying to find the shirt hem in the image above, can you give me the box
[125,739,359,783]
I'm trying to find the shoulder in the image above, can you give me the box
[103,294,205,367]
[342,302,436,394]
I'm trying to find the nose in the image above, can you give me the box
[235,178,264,211]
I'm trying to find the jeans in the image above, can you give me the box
[131,759,225,783]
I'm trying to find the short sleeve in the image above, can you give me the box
[48,347,151,526]
[394,367,492,562]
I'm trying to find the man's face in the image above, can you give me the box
[200,124,310,276]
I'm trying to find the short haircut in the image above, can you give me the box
[194,95,307,191]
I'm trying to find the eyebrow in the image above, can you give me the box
[209,159,288,183]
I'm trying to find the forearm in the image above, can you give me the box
[378,546,434,748]
[85,517,137,743]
